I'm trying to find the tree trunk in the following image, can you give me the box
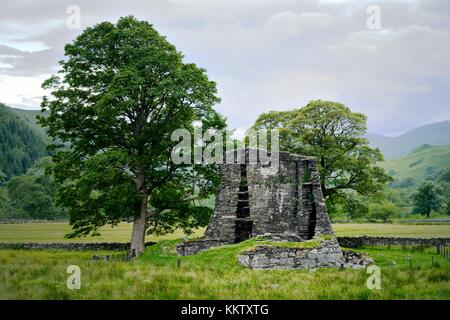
[130,108,149,257]
[130,194,148,257]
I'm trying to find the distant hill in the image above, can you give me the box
[367,121,450,159]
[0,103,49,177]
[8,107,49,142]
[382,144,450,188]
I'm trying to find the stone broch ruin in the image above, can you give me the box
[177,149,371,269]
[205,149,333,242]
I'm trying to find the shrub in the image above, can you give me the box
[368,202,399,222]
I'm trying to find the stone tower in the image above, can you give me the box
[204,148,334,243]
[177,150,370,270]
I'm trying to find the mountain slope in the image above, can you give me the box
[382,144,450,187]
[367,121,450,159]
[0,103,48,177]
[9,107,49,142]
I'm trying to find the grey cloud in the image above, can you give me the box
[0,44,60,76]
[0,0,449,135]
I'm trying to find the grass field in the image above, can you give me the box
[0,222,193,243]
[0,222,449,299]
[0,239,448,299]
[0,222,449,243]
[332,223,450,238]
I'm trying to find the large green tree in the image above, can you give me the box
[39,16,225,255]
[411,182,445,217]
[250,100,391,209]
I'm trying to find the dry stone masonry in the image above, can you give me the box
[237,238,344,270]
[204,149,333,242]
[236,237,373,270]
[0,242,155,251]
[176,239,230,256]
[176,148,369,269]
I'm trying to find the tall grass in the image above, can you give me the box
[0,241,448,299]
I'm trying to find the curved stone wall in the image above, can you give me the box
[237,238,344,270]
[176,239,230,256]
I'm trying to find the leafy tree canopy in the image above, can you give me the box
[250,100,391,209]
[39,16,226,255]
[411,182,445,217]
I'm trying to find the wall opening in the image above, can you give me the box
[307,201,317,239]
[237,163,250,218]
[235,163,252,242]
[235,220,253,243]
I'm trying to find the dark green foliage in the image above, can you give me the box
[7,176,53,218]
[0,186,14,217]
[0,157,64,219]
[410,182,445,217]
[147,179,213,236]
[38,16,226,244]
[0,103,48,177]
[326,192,369,220]
[250,100,391,217]
[54,150,140,237]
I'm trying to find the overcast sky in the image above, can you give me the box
[1,0,449,136]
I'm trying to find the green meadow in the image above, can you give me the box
[0,222,449,299]
[0,239,449,299]
[0,222,449,243]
